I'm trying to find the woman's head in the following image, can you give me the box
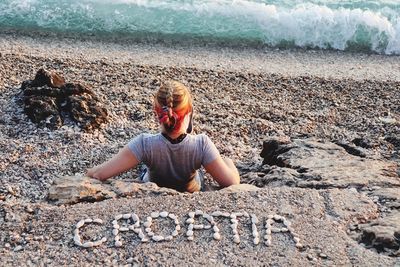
[154,80,193,134]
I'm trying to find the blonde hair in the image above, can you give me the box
[154,81,192,133]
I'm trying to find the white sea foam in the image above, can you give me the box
[0,0,399,54]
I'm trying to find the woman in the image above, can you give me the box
[86,80,240,192]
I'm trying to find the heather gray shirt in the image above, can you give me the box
[128,133,220,192]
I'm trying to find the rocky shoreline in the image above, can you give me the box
[0,36,399,266]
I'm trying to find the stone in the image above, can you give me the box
[186,230,193,237]
[193,224,204,230]
[150,212,159,218]
[251,215,258,224]
[76,220,85,228]
[188,212,195,218]
[254,138,399,189]
[115,241,122,247]
[165,235,173,241]
[93,219,103,224]
[195,210,203,216]
[122,213,131,219]
[112,229,119,236]
[168,214,177,220]
[160,211,169,217]
[48,176,116,205]
[152,235,164,242]
[213,233,221,240]
[211,211,222,217]
[233,235,240,244]
[82,242,94,248]
[21,68,108,131]
[213,226,220,233]
[175,225,181,231]
[220,184,260,193]
[357,211,400,256]
[253,237,260,245]
[186,218,194,224]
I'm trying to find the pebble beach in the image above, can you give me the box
[0,33,399,266]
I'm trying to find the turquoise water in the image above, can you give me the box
[0,0,399,54]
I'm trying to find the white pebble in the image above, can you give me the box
[252,224,257,233]
[138,231,145,239]
[267,215,274,219]
[188,224,194,231]
[119,227,129,232]
[294,237,300,243]
[265,239,272,246]
[213,233,221,240]
[273,215,282,221]
[151,212,159,218]
[253,237,260,245]
[160,211,169,217]
[221,212,230,217]
[195,210,203,215]
[213,226,220,233]
[175,225,181,231]
[231,218,238,224]
[122,213,131,219]
[251,215,258,224]
[287,226,294,233]
[296,243,303,249]
[187,236,194,241]
[113,224,120,230]
[234,212,243,217]
[264,234,271,241]
[281,228,289,232]
[266,219,274,225]
[73,235,82,246]
[143,221,152,228]
[133,228,141,234]
[147,232,154,237]
[112,220,118,225]
[133,221,140,228]
[146,217,153,222]
[82,242,94,248]
[188,212,195,218]
[271,228,280,233]
[202,214,213,221]
[112,229,119,236]
[283,219,291,227]
[186,218,194,224]
[114,236,120,242]
[243,211,249,217]
[73,229,79,236]
[233,235,240,244]
[165,235,173,241]
[211,211,222,217]
[115,214,123,220]
[168,214,177,220]
[115,241,122,247]
[152,235,164,242]
[252,230,259,238]
[141,238,149,243]
[172,230,179,237]
[186,230,193,237]
[76,220,85,228]
[145,228,152,233]
[230,214,237,219]
[100,237,107,243]
[128,226,135,231]
[84,218,93,223]
[131,214,139,221]
[93,218,103,224]
[230,223,238,230]
[193,224,204,230]
[204,225,212,230]
[232,229,238,235]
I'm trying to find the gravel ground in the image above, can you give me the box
[0,34,399,266]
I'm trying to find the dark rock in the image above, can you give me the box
[255,138,399,189]
[358,211,400,256]
[335,141,366,158]
[21,69,108,131]
[352,138,375,149]
[385,135,400,148]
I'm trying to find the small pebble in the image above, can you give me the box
[122,213,131,219]
[147,232,154,237]
[175,225,181,231]
[172,230,179,237]
[113,224,120,230]
[82,242,94,248]
[131,214,139,221]
[76,220,85,228]
[193,224,204,230]
[230,214,237,219]
[143,221,152,228]
[168,214,177,220]
[84,218,93,223]
[73,229,79,236]
[112,220,118,225]
[141,238,149,243]
[213,233,221,240]
[307,254,314,261]
[293,237,300,243]
[186,218,194,224]
[145,228,152,233]
[195,210,203,215]
[187,236,194,241]
[251,215,258,224]
[115,241,122,247]
[165,235,173,241]
[188,224,194,231]
[296,243,303,249]
[221,212,230,217]
[253,237,260,245]
[188,212,195,218]
[160,211,169,217]
[150,212,159,218]
[204,225,212,230]
[211,211,222,217]
[138,230,145,239]
[133,228,141,234]
[93,218,103,224]
[186,230,193,237]
[213,226,220,233]
[152,235,164,242]
[319,253,328,259]
[233,235,240,244]
[265,239,272,246]
[115,214,123,220]
[119,227,129,232]
[273,215,282,221]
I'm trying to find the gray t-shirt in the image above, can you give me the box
[128,133,220,192]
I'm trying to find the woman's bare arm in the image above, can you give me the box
[203,156,240,187]
[86,146,139,181]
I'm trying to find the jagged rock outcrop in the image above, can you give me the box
[21,68,108,131]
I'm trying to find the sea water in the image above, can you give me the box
[0,0,399,54]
